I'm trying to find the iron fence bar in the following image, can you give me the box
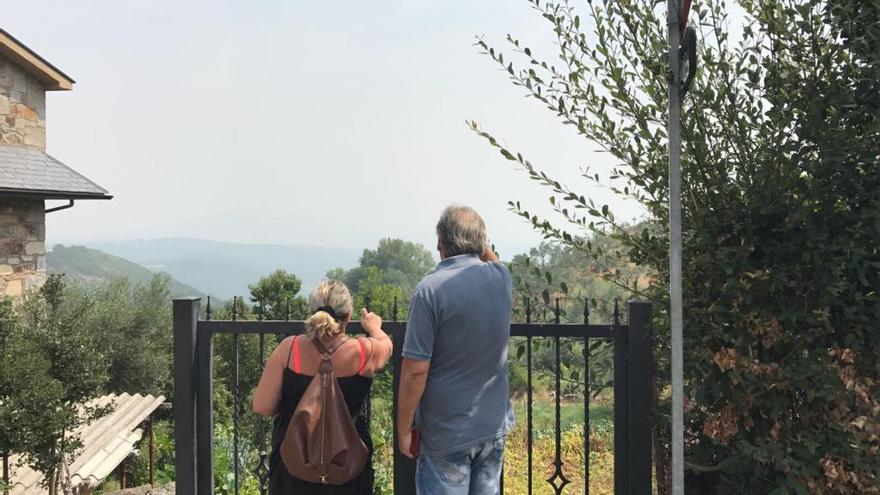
[547,299,570,494]
[232,298,240,495]
[198,320,613,338]
[255,301,269,495]
[583,298,590,495]
[510,324,613,337]
[525,297,533,495]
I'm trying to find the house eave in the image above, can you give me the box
[0,29,75,91]
[0,188,112,200]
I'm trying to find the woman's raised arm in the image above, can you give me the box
[359,308,393,376]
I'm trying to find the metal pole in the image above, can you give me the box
[666,0,685,493]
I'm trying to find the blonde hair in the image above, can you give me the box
[305,279,354,341]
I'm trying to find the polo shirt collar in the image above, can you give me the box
[435,253,482,271]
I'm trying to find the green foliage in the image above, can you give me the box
[84,276,174,395]
[130,419,175,488]
[353,267,406,320]
[358,239,436,295]
[508,241,634,323]
[474,0,880,492]
[0,273,178,492]
[2,275,110,490]
[246,269,309,320]
[328,238,434,298]
[506,242,629,401]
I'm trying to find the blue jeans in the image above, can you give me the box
[416,436,505,495]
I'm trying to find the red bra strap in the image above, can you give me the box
[291,336,301,374]
[357,337,367,375]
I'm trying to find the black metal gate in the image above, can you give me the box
[172,298,652,495]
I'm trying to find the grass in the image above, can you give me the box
[370,393,616,495]
[505,394,615,495]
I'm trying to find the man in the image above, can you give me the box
[397,205,514,495]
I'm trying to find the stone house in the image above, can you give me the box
[0,29,111,297]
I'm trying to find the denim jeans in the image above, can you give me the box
[416,436,505,495]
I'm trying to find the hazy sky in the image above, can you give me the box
[11,1,646,257]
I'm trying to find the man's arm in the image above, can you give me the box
[397,358,430,458]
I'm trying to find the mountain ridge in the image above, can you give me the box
[78,238,362,299]
[47,244,209,298]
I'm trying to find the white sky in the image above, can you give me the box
[10,0,646,257]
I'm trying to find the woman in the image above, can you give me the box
[253,279,393,495]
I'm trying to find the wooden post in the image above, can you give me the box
[2,450,9,495]
[148,416,155,487]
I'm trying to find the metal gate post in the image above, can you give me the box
[391,324,417,494]
[614,301,654,494]
[173,298,200,495]
[613,311,630,494]
[628,301,653,494]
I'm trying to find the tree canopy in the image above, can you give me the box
[247,269,309,320]
[328,238,435,297]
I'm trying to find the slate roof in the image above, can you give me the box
[7,393,166,494]
[0,145,110,199]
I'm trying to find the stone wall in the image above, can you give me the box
[0,55,46,150]
[0,198,46,297]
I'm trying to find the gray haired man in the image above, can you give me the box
[397,205,514,495]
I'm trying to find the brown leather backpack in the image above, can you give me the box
[279,336,369,485]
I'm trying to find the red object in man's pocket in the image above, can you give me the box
[410,428,420,458]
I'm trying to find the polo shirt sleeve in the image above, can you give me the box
[402,290,435,361]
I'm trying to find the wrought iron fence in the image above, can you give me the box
[172,296,652,495]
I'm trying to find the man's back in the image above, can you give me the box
[403,253,514,456]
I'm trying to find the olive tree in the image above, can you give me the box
[471,0,880,492]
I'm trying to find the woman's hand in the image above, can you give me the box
[360,308,382,334]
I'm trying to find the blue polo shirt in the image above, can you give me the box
[402,253,515,456]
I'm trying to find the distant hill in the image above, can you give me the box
[47,244,209,299]
[82,238,362,299]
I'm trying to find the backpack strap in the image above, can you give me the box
[311,335,349,359]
